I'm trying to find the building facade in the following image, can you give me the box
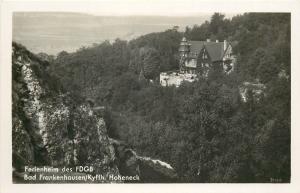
[179,37,235,76]
[160,37,236,87]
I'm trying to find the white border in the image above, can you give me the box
[1,1,300,193]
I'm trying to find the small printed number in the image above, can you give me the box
[270,178,282,183]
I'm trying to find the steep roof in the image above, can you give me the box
[186,40,228,61]
[188,41,206,54]
[204,43,225,62]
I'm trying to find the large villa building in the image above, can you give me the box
[160,37,236,87]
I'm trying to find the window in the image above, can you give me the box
[202,52,208,59]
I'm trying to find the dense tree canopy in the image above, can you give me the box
[48,13,290,183]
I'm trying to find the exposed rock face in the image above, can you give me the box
[12,42,177,183]
[239,81,266,102]
[12,42,119,183]
[110,139,178,183]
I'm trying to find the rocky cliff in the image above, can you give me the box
[110,138,177,183]
[12,42,120,183]
[12,42,177,183]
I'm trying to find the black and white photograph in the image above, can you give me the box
[10,11,291,183]
[1,0,300,192]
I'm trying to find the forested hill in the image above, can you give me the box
[40,13,290,182]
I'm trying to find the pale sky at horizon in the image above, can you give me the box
[7,0,245,17]
[13,12,243,55]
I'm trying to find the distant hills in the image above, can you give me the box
[13,12,216,55]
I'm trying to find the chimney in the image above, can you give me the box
[216,39,219,43]
[224,40,227,51]
[206,39,211,42]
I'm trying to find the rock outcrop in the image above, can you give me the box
[12,42,119,183]
[110,139,178,183]
[12,42,177,183]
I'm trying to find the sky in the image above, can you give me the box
[13,12,241,55]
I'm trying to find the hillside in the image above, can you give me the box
[14,12,291,183]
[12,42,177,183]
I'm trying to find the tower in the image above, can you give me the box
[179,37,190,56]
[178,37,190,72]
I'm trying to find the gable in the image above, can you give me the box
[187,41,218,58]
[187,41,205,58]
[204,43,225,62]
[186,41,229,61]
[188,41,205,54]
[197,48,210,62]
[223,44,233,60]
[181,39,234,62]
